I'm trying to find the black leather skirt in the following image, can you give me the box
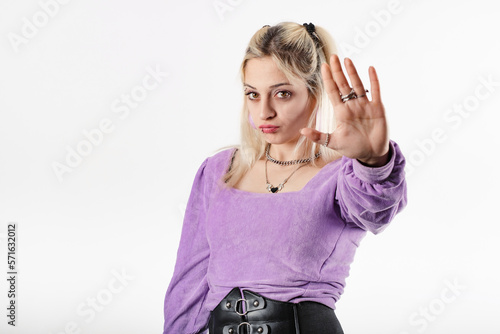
[208,288,344,334]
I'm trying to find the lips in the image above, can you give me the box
[259,125,279,133]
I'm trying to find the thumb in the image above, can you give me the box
[300,128,331,147]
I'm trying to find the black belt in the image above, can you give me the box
[208,288,343,334]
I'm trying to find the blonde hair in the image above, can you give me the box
[221,22,341,188]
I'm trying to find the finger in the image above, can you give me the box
[300,128,336,150]
[369,66,381,103]
[344,58,366,98]
[329,54,351,95]
[321,62,343,106]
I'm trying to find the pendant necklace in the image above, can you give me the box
[265,143,321,193]
[265,159,309,193]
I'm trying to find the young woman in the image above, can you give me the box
[163,22,407,334]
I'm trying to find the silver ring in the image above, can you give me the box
[237,322,251,334]
[235,299,248,316]
[323,133,330,147]
[341,89,369,103]
[358,89,369,99]
[339,88,356,100]
[342,95,356,102]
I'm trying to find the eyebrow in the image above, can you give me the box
[243,82,292,90]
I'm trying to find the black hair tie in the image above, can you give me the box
[303,22,315,34]
[303,22,320,44]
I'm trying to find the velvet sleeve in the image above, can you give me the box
[163,158,212,334]
[335,140,407,234]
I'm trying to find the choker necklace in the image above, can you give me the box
[265,159,309,193]
[265,143,321,166]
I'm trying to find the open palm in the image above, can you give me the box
[301,54,390,167]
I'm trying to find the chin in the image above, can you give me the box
[262,135,299,146]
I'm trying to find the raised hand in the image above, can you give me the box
[300,54,390,167]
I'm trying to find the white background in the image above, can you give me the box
[1,0,499,333]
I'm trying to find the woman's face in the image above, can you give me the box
[244,57,315,146]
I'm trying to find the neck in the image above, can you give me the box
[268,142,303,162]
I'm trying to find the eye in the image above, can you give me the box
[276,91,291,98]
[245,91,259,100]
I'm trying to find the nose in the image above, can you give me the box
[259,97,276,120]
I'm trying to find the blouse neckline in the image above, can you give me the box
[227,157,340,196]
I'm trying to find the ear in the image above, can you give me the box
[309,95,318,112]
[309,95,319,117]
[310,98,320,129]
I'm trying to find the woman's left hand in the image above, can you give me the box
[300,54,390,167]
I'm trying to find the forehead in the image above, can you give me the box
[244,57,303,88]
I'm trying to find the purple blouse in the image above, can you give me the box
[163,141,407,334]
